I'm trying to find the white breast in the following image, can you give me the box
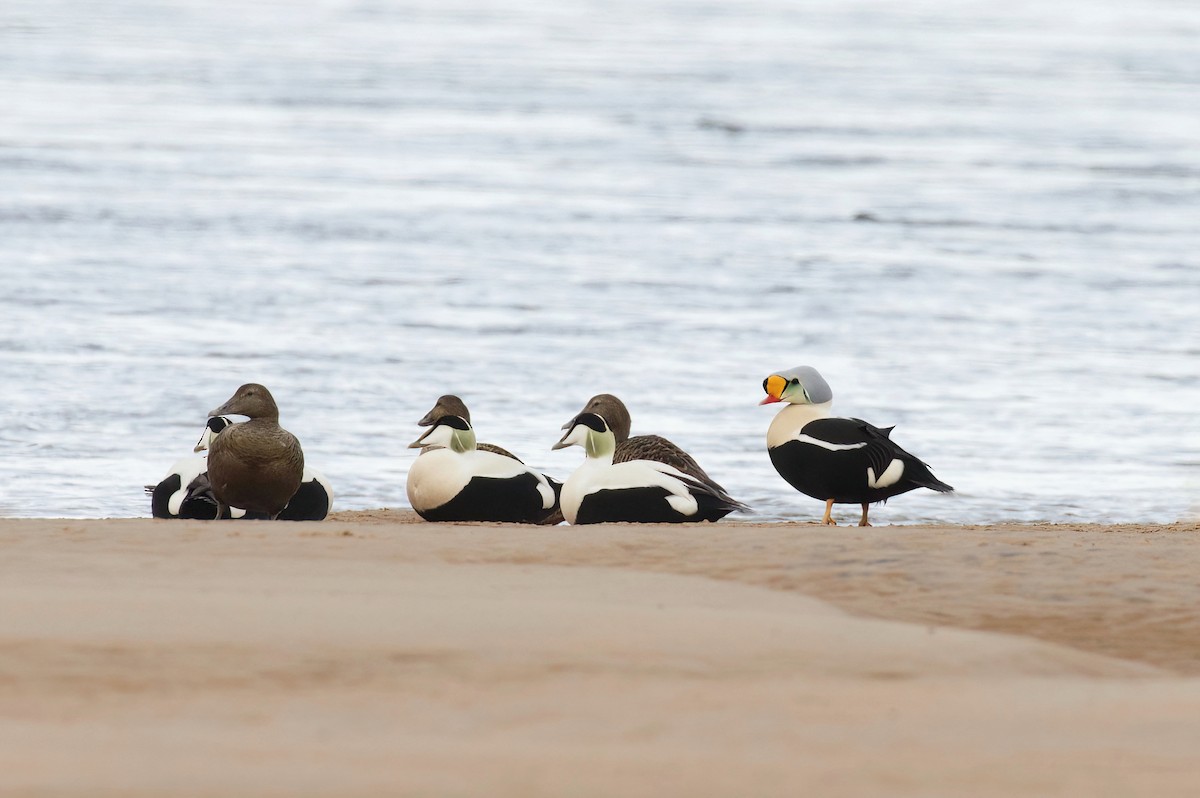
[766,402,835,449]
[407,448,551,512]
[164,455,209,516]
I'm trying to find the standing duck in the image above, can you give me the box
[553,411,749,524]
[570,393,735,499]
[205,383,305,520]
[407,399,561,523]
[760,366,953,526]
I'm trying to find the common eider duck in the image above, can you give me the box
[760,366,953,526]
[193,419,332,521]
[418,394,522,460]
[149,417,248,519]
[150,415,332,521]
[407,402,561,523]
[572,393,735,499]
[205,383,305,520]
[552,411,749,524]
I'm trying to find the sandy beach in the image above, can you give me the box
[2,512,1199,796]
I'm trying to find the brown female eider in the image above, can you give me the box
[205,383,304,519]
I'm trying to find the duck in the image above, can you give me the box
[407,401,561,523]
[148,417,248,519]
[760,365,953,526]
[205,383,305,520]
[415,395,563,524]
[552,411,749,524]
[192,419,333,521]
[149,415,332,521]
[570,393,735,499]
[418,394,522,460]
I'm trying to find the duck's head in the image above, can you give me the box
[209,383,280,421]
[409,414,476,453]
[576,393,632,443]
[552,412,616,458]
[193,416,234,453]
[418,395,471,427]
[760,366,833,406]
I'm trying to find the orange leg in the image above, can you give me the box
[822,498,837,526]
[858,502,872,527]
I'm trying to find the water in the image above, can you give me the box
[2,0,1197,523]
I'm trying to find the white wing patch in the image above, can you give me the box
[165,456,208,516]
[795,434,869,452]
[580,460,701,516]
[535,478,555,510]
[867,459,905,489]
[665,493,700,516]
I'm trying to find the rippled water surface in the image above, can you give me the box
[2,0,1198,522]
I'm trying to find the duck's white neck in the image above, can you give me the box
[767,401,834,448]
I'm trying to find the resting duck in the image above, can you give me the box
[195,421,331,521]
[571,393,739,501]
[418,394,522,460]
[205,383,305,520]
[407,401,561,523]
[552,411,749,524]
[149,417,246,519]
[760,366,953,526]
[150,415,332,520]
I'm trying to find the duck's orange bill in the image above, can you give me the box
[759,374,785,405]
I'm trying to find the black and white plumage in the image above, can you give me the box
[552,412,749,525]
[572,393,733,498]
[407,411,561,524]
[149,416,333,521]
[148,417,246,519]
[417,394,523,461]
[760,366,953,526]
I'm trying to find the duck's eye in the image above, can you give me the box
[790,378,799,386]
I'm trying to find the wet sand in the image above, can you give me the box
[2,513,1199,796]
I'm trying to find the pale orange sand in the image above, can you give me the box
[2,513,1199,796]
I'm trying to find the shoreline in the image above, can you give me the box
[2,514,1199,795]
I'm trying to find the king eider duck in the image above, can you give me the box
[552,412,749,524]
[571,393,737,500]
[761,366,953,526]
[407,402,561,523]
[205,383,305,520]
